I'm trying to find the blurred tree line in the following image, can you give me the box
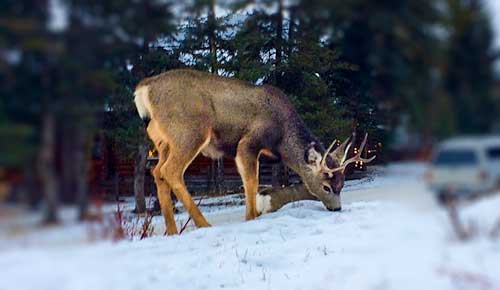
[0,0,498,222]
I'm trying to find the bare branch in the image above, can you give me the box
[490,216,500,239]
[180,195,205,234]
[444,197,474,241]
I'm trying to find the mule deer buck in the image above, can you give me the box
[134,69,375,235]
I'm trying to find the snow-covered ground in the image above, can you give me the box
[1,163,499,290]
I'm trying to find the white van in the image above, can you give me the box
[426,136,500,201]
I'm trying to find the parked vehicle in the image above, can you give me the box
[426,136,500,202]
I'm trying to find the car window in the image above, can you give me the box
[433,149,478,166]
[486,147,500,160]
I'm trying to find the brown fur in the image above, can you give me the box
[135,69,344,234]
[257,184,318,214]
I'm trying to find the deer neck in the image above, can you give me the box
[279,119,324,181]
[256,184,318,214]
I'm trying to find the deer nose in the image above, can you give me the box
[326,206,342,212]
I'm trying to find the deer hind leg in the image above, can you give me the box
[148,121,178,235]
[152,144,178,235]
[160,133,211,228]
[235,138,260,221]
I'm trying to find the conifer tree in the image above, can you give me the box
[443,0,498,134]
[177,0,237,193]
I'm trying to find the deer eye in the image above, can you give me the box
[322,185,332,193]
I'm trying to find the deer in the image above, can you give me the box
[134,69,375,235]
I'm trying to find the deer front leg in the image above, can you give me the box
[235,140,260,221]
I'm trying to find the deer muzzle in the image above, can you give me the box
[319,193,342,212]
[303,179,342,212]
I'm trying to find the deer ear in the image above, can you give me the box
[305,142,322,168]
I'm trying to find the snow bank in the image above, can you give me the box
[0,163,499,290]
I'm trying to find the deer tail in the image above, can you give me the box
[134,85,152,126]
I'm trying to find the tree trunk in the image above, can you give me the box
[209,159,221,195]
[283,165,289,186]
[38,110,59,224]
[207,0,225,194]
[208,0,218,74]
[60,123,74,203]
[287,6,296,57]
[75,124,89,221]
[217,157,225,194]
[206,161,212,193]
[134,131,148,214]
[274,0,284,85]
[211,159,217,194]
[25,168,40,208]
[271,0,285,189]
[271,163,282,187]
[113,172,120,202]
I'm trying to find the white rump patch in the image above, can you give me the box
[134,85,152,120]
[256,193,272,214]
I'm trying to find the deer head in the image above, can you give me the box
[304,133,376,211]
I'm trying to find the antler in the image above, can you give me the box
[333,137,350,161]
[322,136,351,168]
[321,139,338,168]
[325,133,376,173]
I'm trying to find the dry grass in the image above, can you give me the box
[490,217,500,239]
[444,195,499,242]
[444,197,476,241]
[87,195,156,242]
[437,267,499,290]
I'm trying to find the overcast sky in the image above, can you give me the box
[487,0,500,48]
[48,0,500,49]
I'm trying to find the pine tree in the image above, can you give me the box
[88,0,176,213]
[177,0,237,193]
[0,0,61,222]
[1,0,176,220]
[232,1,354,142]
[443,0,498,134]
[229,0,355,181]
[106,47,182,212]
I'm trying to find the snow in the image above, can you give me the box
[1,163,499,290]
